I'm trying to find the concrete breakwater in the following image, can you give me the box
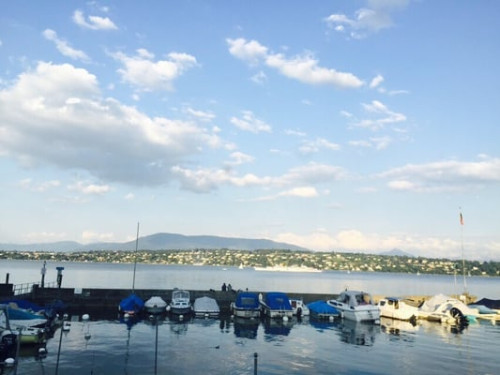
[1,284,337,317]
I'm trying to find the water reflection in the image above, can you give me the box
[233,317,259,339]
[263,317,293,337]
[337,320,380,346]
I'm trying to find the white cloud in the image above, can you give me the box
[0,62,222,186]
[18,178,61,192]
[349,136,392,150]
[227,38,363,89]
[299,137,341,154]
[353,100,406,130]
[230,110,272,133]
[226,151,254,166]
[112,49,198,91]
[68,180,111,195]
[73,10,118,30]
[369,74,384,88]
[277,186,319,198]
[380,158,500,193]
[81,230,116,243]
[42,29,90,62]
[184,107,215,122]
[325,0,410,39]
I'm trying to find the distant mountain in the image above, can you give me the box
[379,248,415,257]
[0,233,307,252]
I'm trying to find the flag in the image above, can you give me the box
[460,212,464,225]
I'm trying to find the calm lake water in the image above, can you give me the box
[1,260,499,374]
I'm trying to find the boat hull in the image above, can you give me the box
[232,307,261,319]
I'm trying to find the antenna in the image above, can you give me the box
[132,222,140,292]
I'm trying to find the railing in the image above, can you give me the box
[13,281,58,296]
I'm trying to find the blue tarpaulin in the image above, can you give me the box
[264,292,292,310]
[307,300,339,315]
[235,292,260,309]
[119,294,144,313]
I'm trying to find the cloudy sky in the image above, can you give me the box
[1,1,499,260]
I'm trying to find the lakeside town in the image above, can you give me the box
[1,249,499,277]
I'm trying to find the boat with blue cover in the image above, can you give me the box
[231,292,261,319]
[260,292,293,319]
[307,300,340,320]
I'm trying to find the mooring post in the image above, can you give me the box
[5,273,9,284]
[41,261,46,288]
[56,266,64,288]
[254,352,258,375]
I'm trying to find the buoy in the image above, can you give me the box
[84,333,91,340]
[5,358,15,367]
[179,314,184,320]
[283,316,289,322]
[38,347,47,357]
[166,305,171,312]
[205,313,209,318]
[124,313,130,319]
[82,314,90,321]
[329,316,334,322]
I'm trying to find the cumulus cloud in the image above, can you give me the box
[353,100,406,130]
[227,38,363,89]
[379,158,500,193]
[349,136,392,150]
[42,29,90,62]
[299,137,341,154]
[111,49,198,91]
[325,0,410,39]
[0,62,222,186]
[230,110,272,133]
[18,178,61,192]
[73,10,118,30]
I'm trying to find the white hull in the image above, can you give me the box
[260,305,293,319]
[328,290,380,323]
[378,298,418,321]
[232,306,261,319]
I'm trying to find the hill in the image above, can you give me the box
[0,233,307,252]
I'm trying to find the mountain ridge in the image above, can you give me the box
[0,233,307,252]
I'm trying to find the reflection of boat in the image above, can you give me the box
[145,296,167,315]
[307,300,339,320]
[380,316,418,338]
[377,297,418,321]
[233,316,259,339]
[263,317,293,336]
[337,319,380,346]
[289,298,309,316]
[327,290,380,323]
[231,292,261,319]
[168,289,192,315]
[418,294,476,324]
[260,292,293,319]
[169,314,191,335]
[193,296,220,318]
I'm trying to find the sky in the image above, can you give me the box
[1,1,499,261]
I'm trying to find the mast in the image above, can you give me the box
[132,222,139,293]
[459,209,467,293]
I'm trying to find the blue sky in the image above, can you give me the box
[1,1,499,260]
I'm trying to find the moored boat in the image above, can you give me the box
[119,294,145,316]
[327,290,380,323]
[193,296,220,318]
[144,296,167,314]
[377,297,419,322]
[289,298,310,316]
[168,289,192,315]
[307,300,340,320]
[418,294,477,324]
[230,292,261,319]
[260,292,293,319]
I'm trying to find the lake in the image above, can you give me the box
[1,260,499,374]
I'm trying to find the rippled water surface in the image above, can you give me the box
[10,315,500,375]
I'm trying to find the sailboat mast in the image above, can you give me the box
[132,222,140,292]
[459,210,467,293]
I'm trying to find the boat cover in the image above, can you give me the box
[193,296,220,313]
[264,292,292,310]
[235,292,260,309]
[6,306,46,321]
[307,300,339,315]
[119,294,144,312]
[473,298,500,310]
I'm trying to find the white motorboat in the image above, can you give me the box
[327,290,380,323]
[168,289,192,315]
[418,294,477,324]
[193,296,220,318]
[377,297,419,321]
[144,296,167,314]
[289,298,310,316]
